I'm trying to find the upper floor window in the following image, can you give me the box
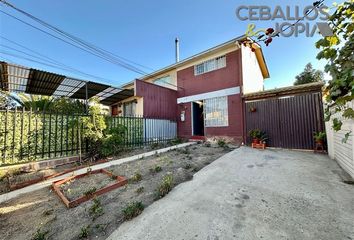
[194,56,226,76]
[154,75,173,87]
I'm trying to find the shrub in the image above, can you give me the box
[78,226,90,239]
[131,172,142,183]
[155,174,173,199]
[31,229,48,240]
[89,198,104,220]
[123,201,144,220]
[101,125,126,157]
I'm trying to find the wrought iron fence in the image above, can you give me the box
[0,109,177,166]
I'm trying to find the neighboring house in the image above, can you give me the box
[110,36,269,144]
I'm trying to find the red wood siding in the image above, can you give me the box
[135,80,177,119]
[176,50,243,143]
[177,50,241,98]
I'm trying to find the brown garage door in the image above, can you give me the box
[245,92,325,149]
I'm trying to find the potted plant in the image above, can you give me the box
[259,131,268,145]
[249,129,262,144]
[314,131,326,145]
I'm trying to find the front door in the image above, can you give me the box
[192,101,204,136]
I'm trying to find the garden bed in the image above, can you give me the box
[0,143,233,240]
[0,142,176,194]
[53,169,127,208]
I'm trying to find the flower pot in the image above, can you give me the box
[252,138,260,144]
[315,140,324,145]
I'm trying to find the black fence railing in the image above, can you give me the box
[0,109,177,166]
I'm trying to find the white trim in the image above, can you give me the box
[177,87,240,104]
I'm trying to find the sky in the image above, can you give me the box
[0,0,332,90]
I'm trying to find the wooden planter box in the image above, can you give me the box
[52,169,127,208]
[252,143,266,150]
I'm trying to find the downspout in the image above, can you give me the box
[239,45,246,145]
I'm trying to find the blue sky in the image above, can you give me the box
[0,0,331,89]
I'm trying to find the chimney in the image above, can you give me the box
[175,37,180,63]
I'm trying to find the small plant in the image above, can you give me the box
[154,165,162,173]
[123,201,145,220]
[32,229,48,240]
[171,138,183,145]
[249,129,262,139]
[136,186,144,194]
[155,174,173,199]
[184,163,192,170]
[84,187,97,197]
[151,142,159,149]
[131,172,142,183]
[89,198,104,220]
[314,131,326,143]
[217,139,226,148]
[78,226,90,239]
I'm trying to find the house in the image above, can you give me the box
[110,36,270,144]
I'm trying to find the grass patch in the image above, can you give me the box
[150,165,162,174]
[123,201,144,220]
[155,174,173,199]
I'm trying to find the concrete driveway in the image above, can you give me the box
[107,147,354,240]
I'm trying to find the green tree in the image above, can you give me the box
[293,63,324,86]
[316,0,354,141]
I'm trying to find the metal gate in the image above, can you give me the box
[245,92,324,149]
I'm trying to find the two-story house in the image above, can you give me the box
[110,36,269,144]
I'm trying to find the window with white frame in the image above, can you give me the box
[194,56,226,75]
[154,75,172,87]
[204,96,228,127]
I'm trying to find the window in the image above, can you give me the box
[194,56,226,75]
[123,101,136,116]
[154,76,172,87]
[204,96,228,127]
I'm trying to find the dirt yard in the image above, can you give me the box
[0,143,232,240]
[0,143,176,194]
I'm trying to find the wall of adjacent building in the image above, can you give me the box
[326,100,354,178]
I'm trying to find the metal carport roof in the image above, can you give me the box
[0,61,134,105]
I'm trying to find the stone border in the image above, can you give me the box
[0,142,196,204]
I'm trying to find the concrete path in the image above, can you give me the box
[0,142,195,204]
[107,147,354,240]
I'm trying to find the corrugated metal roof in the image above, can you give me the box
[243,82,324,101]
[0,62,132,105]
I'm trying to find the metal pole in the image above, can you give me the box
[85,82,88,114]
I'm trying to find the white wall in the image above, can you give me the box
[241,46,264,94]
[326,100,354,178]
